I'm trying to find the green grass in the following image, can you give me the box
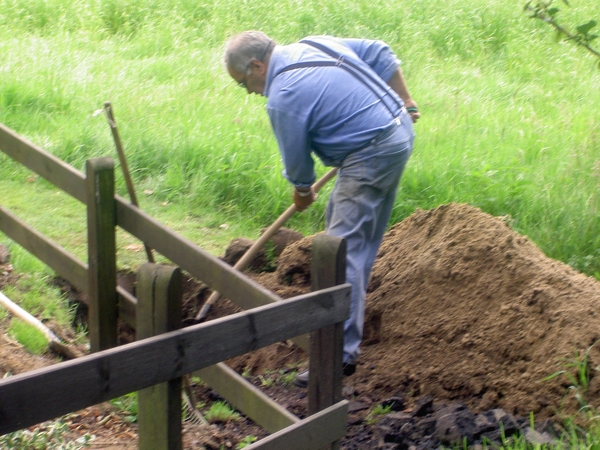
[256,368,299,387]
[1,242,76,326]
[365,403,393,425]
[1,0,599,275]
[110,392,138,423]
[236,435,258,449]
[204,400,240,423]
[7,319,48,354]
[1,0,600,446]
[541,343,600,432]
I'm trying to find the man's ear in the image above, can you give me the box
[250,59,267,75]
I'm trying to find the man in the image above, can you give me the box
[224,31,419,387]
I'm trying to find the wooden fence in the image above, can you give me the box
[0,123,351,449]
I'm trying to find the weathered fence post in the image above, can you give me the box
[309,234,346,450]
[137,263,183,450]
[86,157,117,352]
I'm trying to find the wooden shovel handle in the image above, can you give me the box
[194,167,339,321]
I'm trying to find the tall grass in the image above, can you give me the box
[1,1,599,446]
[1,0,599,275]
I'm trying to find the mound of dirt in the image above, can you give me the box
[241,203,600,421]
[3,203,600,447]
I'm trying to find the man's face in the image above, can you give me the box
[228,60,267,95]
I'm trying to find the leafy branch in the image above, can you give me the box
[524,0,600,65]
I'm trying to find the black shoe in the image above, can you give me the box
[293,363,357,388]
[343,363,356,376]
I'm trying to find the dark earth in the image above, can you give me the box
[1,203,599,448]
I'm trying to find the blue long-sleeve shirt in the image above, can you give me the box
[264,36,405,188]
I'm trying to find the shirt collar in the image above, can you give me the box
[264,45,283,98]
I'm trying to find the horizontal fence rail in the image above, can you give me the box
[0,206,88,290]
[244,401,348,450]
[196,363,301,433]
[0,205,138,326]
[0,123,349,448]
[0,123,86,203]
[115,200,282,311]
[0,284,349,435]
[0,124,287,315]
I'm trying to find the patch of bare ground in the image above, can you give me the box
[2,203,599,448]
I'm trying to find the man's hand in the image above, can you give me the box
[293,187,317,211]
[404,99,420,124]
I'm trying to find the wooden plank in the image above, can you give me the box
[136,264,182,337]
[0,123,86,203]
[309,235,346,417]
[310,235,347,292]
[291,331,309,352]
[244,401,348,450]
[0,124,301,346]
[117,285,137,328]
[0,125,310,349]
[86,158,117,352]
[0,207,137,328]
[115,197,281,311]
[137,264,182,450]
[0,206,87,291]
[309,324,344,411]
[0,123,288,305]
[0,195,308,349]
[0,285,349,434]
[116,198,310,350]
[196,363,299,434]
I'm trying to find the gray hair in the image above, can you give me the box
[224,31,275,73]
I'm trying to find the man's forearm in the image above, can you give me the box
[387,68,420,122]
[388,69,413,104]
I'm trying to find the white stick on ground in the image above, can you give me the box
[0,290,77,359]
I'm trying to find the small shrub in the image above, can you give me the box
[205,401,240,423]
[110,392,138,423]
[278,369,298,387]
[255,369,298,387]
[236,435,258,449]
[0,419,91,449]
[365,404,393,425]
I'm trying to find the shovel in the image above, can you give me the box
[103,102,155,263]
[184,167,339,326]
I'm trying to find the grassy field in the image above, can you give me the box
[1,0,599,275]
[0,0,599,445]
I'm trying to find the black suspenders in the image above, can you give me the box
[273,39,403,118]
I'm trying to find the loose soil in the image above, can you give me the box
[1,203,599,449]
